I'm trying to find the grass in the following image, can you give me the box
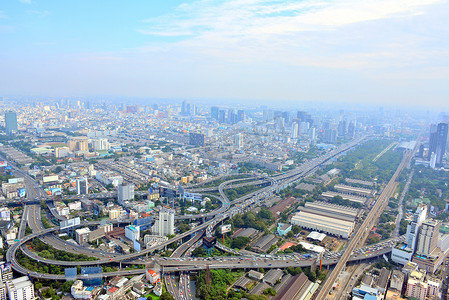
[146,293,160,300]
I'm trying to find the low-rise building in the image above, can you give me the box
[248,270,264,281]
[75,227,91,244]
[277,223,292,236]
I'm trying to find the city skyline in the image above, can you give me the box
[1,0,448,108]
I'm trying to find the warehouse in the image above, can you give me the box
[334,184,375,197]
[290,211,354,238]
[299,201,359,222]
[322,191,368,205]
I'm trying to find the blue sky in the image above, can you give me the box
[1,0,448,108]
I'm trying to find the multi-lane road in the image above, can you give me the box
[8,136,376,285]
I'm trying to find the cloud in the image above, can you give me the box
[0,11,8,19]
[19,0,32,4]
[135,0,448,73]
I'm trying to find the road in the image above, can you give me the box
[9,136,371,280]
[393,169,414,238]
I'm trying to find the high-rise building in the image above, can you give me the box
[347,121,356,138]
[416,219,440,256]
[76,178,88,195]
[189,133,205,147]
[337,120,347,137]
[154,209,175,236]
[406,205,428,251]
[428,124,438,160]
[211,106,219,120]
[4,112,18,135]
[237,110,245,122]
[263,109,274,121]
[291,122,299,139]
[309,128,316,140]
[118,183,135,205]
[218,110,226,123]
[55,147,69,158]
[234,133,243,149]
[434,123,448,167]
[181,100,191,116]
[68,136,89,152]
[92,138,109,151]
[6,276,35,300]
[299,121,310,135]
[228,109,237,124]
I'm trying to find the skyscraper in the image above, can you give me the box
[416,219,440,256]
[118,183,135,205]
[406,205,427,251]
[434,123,448,167]
[211,106,219,120]
[428,124,438,160]
[76,178,88,195]
[154,209,175,236]
[234,133,243,149]
[4,112,18,135]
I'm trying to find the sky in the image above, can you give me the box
[0,0,448,108]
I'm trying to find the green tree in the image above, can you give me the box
[161,291,175,300]
[231,236,250,249]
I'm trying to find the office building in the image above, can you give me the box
[189,133,205,147]
[118,183,135,205]
[92,138,110,151]
[55,147,69,158]
[4,112,18,135]
[211,106,219,120]
[153,209,174,236]
[218,110,226,123]
[416,219,440,256]
[68,136,89,152]
[406,205,428,251]
[237,110,245,122]
[76,178,88,195]
[291,122,299,139]
[6,276,34,300]
[435,123,448,167]
[428,123,448,167]
[234,133,243,150]
[428,124,438,160]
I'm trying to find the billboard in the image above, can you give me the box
[19,188,26,198]
[60,217,81,230]
[80,267,103,286]
[221,224,232,234]
[43,175,59,183]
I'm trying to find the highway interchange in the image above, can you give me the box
[2,135,414,299]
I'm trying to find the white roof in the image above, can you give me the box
[299,242,325,254]
[307,231,326,241]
